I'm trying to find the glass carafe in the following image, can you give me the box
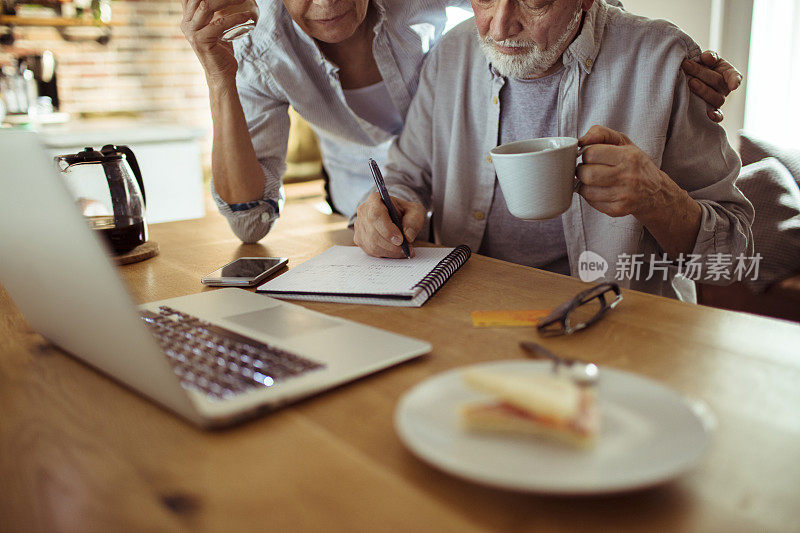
[56,145,148,254]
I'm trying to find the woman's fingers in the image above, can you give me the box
[192,11,253,43]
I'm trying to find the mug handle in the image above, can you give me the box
[573,145,588,192]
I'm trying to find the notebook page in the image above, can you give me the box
[258,245,455,296]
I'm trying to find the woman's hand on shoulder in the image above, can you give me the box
[681,50,743,123]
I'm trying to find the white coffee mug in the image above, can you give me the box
[489,137,585,220]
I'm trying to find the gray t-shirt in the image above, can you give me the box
[478,68,570,275]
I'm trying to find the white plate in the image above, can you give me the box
[395,360,714,495]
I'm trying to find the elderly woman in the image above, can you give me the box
[181,0,741,243]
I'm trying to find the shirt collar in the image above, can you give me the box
[372,0,388,34]
[562,0,609,74]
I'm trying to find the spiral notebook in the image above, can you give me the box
[256,245,471,307]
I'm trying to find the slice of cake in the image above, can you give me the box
[461,369,599,448]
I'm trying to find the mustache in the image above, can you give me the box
[482,36,538,49]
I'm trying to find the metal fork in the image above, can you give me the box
[519,342,599,387]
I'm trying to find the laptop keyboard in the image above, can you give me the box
[140,306,325,400]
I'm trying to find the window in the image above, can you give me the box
[744,0,800,146]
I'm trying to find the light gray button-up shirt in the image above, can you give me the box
[212,0,471,242]
[377,0,754,300]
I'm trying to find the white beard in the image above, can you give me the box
[477,6,583,79]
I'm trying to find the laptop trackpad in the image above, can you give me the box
[224,306,340,339]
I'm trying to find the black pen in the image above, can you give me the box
[368,158,411,258]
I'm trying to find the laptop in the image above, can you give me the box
[0,130,431,428]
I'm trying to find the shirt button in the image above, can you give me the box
[492,96,498,105]
[585,58,593,68]
[486,155,492,163]
[474,211,485,221]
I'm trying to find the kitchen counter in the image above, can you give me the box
[38,119,208,224]
[38,119,206,148]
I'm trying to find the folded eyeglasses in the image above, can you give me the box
[537,282,622,336]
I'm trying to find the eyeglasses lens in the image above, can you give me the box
[565,295,605,330]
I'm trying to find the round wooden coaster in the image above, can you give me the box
[114,241,159,265]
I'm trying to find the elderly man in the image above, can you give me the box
[353,0,753,299]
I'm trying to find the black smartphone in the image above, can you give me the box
[200,257,288,287]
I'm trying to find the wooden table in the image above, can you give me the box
[2,182,799,532]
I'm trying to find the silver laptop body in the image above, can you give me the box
[0,130,430,428]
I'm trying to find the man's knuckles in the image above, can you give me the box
[618,146,650,171]
[357,199,383,220]
[577,164,598,184]
[583,125,629,146]
[585,124,608,137]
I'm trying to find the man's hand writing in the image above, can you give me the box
[354,193,426,258]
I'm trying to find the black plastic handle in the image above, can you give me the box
[103,144,146,207]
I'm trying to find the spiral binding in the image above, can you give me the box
[413,245,472,300]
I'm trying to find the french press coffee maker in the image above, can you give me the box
[56,145,148,255]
